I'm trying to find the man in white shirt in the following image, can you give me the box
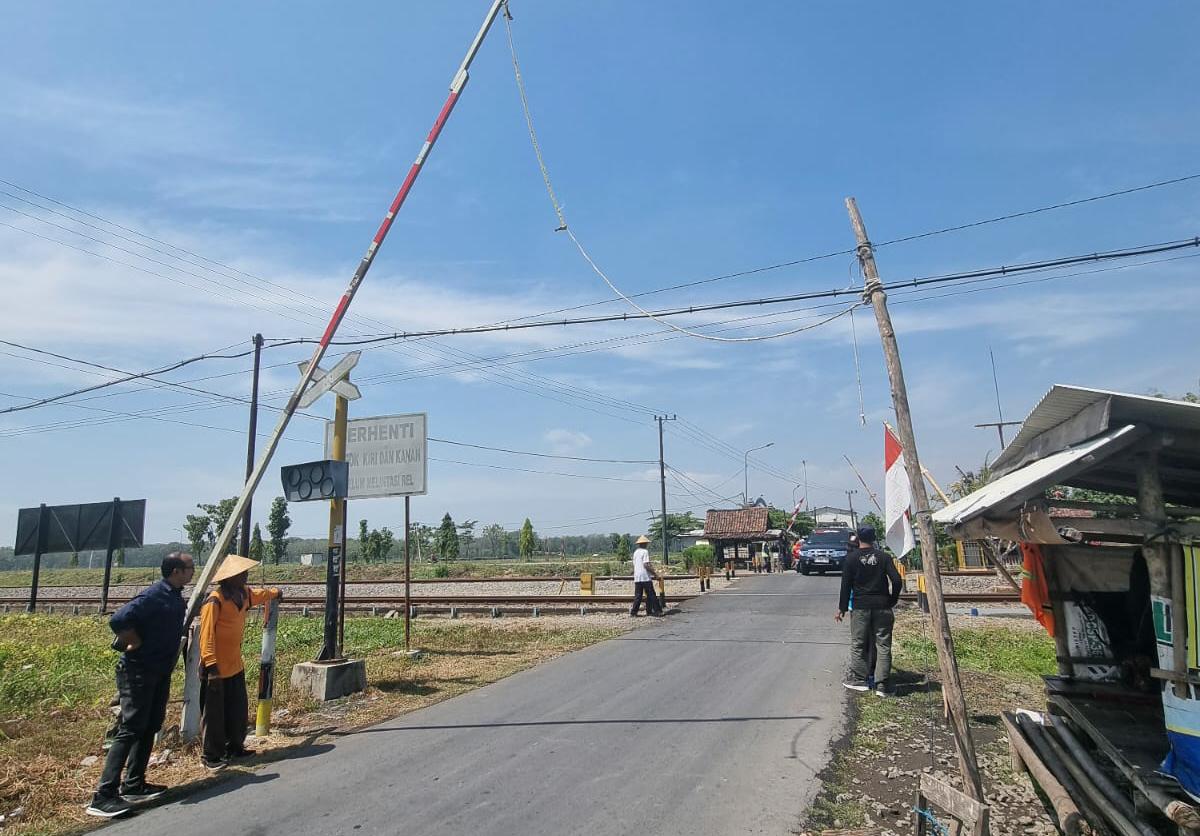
[630,535,664,617]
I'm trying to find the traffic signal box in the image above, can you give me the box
[280,460,350,502]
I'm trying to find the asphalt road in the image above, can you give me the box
[103,571,850,836]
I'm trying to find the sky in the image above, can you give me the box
[1,2,1198,548]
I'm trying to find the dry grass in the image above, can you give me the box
[0,613,623,835]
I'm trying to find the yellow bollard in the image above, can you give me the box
[579,572,594,596]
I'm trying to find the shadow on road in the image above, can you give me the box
[336,714,822,735]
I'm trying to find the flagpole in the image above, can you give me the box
[847,197,986,809]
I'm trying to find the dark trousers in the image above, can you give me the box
[94,661,171,800]
[631,581,662,616]
[201,670,248,763]
[849,607,894,687]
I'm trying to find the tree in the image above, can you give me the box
[483,523,506,558]
[409,522,435,561]
[184,513,211,558]
[860,511,885,535]
[609,533,621,553]
[518,518,535,561]
[267,497,291,565]
[457,520,477,560]
[69,551,79,568]
[249,524,265,563]
[114,547,124,568]
[376,527,396,563]
[646,512,701,550]
[198,498,240,555]
[436,513,459,560]
[950,456,994,501]
[358,519,370,562]
[616,534,631,562]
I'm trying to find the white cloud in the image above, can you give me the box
[543,428,593,454]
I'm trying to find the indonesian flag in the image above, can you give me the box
[884,424,917,556]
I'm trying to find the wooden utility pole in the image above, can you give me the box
[846,197,986,806]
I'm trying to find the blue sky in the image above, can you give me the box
[1,2,1198,546]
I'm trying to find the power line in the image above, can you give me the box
[429,436,655,464]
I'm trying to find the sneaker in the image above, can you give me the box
[874,686,894,698]
[85,796,134,818]
[120,782,167,802]
[202,758,227,772]
[843,681,870,692]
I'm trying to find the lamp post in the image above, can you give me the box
[743,442,774,505]
[802,460,809,514]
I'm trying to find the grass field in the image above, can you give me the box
[0,612,622,835]
[0,556,687,589]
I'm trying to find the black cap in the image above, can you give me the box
[856,526,877,544]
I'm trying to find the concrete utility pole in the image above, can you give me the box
[655,415,676,566]
[845,490,858,529]
[239,333,264,558]
[846,197,985,807]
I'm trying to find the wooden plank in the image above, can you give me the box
[920,773,986,826]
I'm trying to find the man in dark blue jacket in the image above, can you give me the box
[836,527,902,696]
[86,552,194,818]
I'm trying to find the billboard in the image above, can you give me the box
[325,413,427,499]
[15,499,146,556]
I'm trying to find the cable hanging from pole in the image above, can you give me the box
[500,4,863,343]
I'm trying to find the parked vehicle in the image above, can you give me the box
[795,529,853,575]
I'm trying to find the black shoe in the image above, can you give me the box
[120,782,167,802]
[202,758,227,772]
[86,796,134,818]
[227,747,256,759]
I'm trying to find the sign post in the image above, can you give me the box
[298,354,361,662]
[329,412,428,655]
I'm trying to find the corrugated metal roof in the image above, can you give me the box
[993,385,1200,472]
[704,507,770,538]
[933,425,1144,526]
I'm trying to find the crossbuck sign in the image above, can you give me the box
[325,412,428,499]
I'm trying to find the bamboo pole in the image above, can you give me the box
[847,197,985,807]
[1002,713,1086,836]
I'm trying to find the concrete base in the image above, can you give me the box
[290,659,367,702]
[391,648,423,659]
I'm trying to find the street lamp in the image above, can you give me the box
[744,442,774,505]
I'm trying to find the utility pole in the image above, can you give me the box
[846,197,985,807]
[655,415,676,566]
[239,333,264,558]
[802,459,809,515]
[845,490,858,529]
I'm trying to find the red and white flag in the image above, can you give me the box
[884,424,916,556]
[786,498,805,532]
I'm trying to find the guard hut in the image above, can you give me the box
[704,508,786,571]
[933,386,1200,831]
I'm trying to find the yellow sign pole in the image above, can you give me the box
[319,395,349,660]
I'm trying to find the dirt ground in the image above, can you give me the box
[797,609,1057,836]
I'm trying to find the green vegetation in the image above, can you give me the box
[681,544,713,570]
[519,518,535,561]
[437,512,460,560]
[267,496,292,564]
[898,626,1056,682]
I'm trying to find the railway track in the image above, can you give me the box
[3,588,1021,614]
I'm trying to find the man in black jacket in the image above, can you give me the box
[86,552,194,818]
[836,527,902,696]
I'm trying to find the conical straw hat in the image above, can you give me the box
[212,554,260,583]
